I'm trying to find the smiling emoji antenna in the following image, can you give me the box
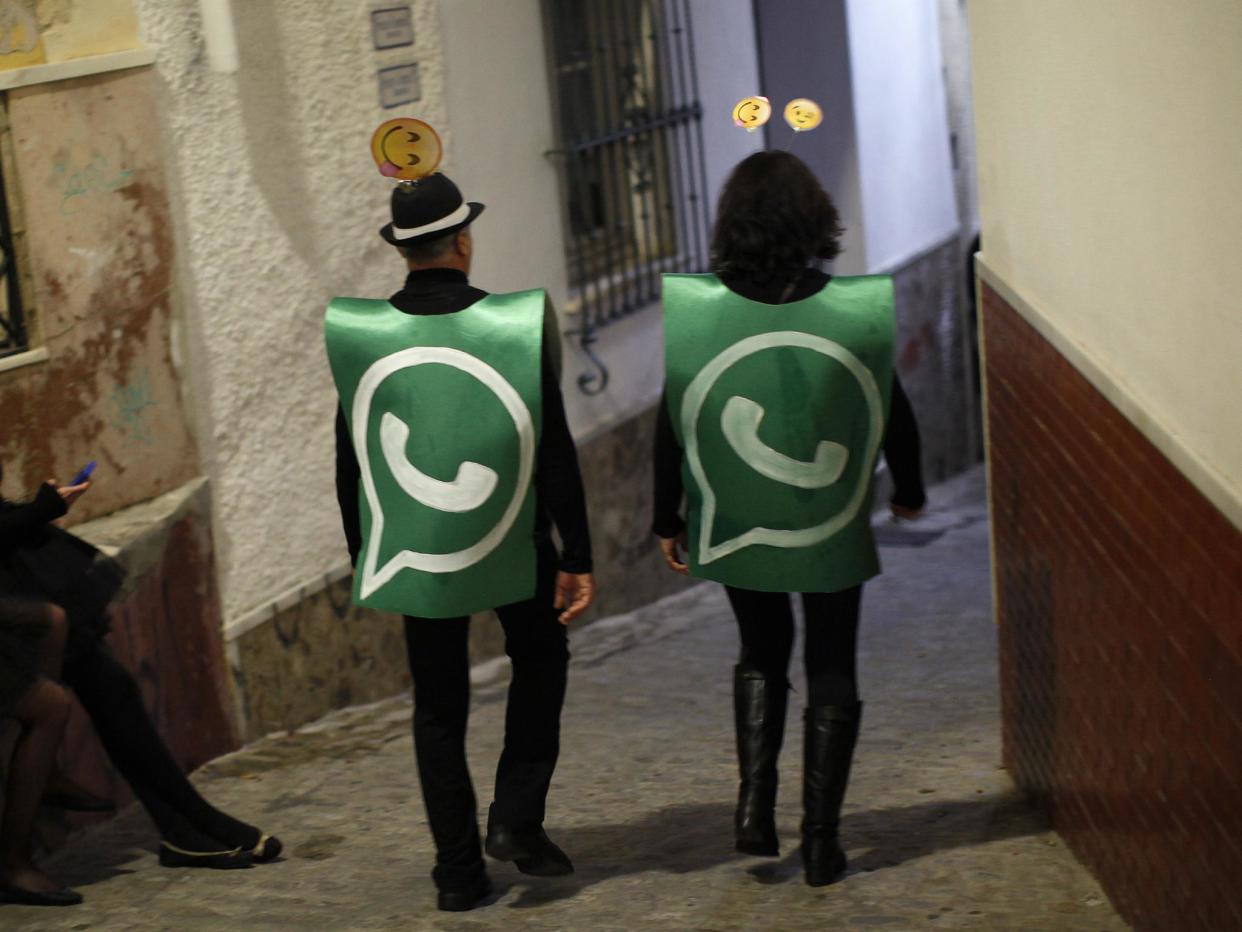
[371,117,443,183]
[731,96,772,133]
[783,98,823,133]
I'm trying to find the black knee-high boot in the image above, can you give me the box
[734,665,787,856]
[801,702,861,886]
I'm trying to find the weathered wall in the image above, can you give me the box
[0,0,141,69]
[229,576,408,738]
[0,66,198,518]
[889,237,979,484]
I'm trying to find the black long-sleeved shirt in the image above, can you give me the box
[334,268,593,573]
[0,483,67,552]
[651,268,927,538]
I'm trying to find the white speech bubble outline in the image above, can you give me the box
[681,331,884,565]
[353,346,535,599]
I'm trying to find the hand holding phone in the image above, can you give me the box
[67,461,96,487]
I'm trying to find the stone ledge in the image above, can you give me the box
[72,476,211,595]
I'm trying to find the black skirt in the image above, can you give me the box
[0,597,51,716]
[0,525,125,663]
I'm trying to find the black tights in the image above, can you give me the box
[62,640,261,852]
[725,585,863,708]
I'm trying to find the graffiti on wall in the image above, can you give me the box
[108,367,157,446]
[55,153,136,216]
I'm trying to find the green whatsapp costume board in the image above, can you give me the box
[325,291,544,618]
[662,273,894,593]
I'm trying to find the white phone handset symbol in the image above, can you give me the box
[721,395,848,489]
[380,411,498,512]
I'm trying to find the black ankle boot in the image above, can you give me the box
[801,702,862,886]
[734,665,788,857]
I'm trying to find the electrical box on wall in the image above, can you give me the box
[368,2,419,110]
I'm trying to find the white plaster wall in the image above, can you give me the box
[439,0,761,439]
[754,0,869,275]
[135,0,449,621]
[846,0,959,272]
[971,0,1242,508]
[689,0,765,214]
[436,0,569,303]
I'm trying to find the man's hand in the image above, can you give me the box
[554,572,595,625]
[51,479,91,509]
[658,532,689,575]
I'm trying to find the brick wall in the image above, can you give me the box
[982,282,1242,931]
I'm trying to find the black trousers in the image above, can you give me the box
[724,585,863,709]
[403,543,568,889]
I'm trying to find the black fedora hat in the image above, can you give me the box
[380,173,484,247]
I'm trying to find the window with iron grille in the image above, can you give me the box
[0,97,29,360]
[544,0,711,393]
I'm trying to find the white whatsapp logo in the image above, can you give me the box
[353,346,535,598]
[682,331,884,565]
[380,412,498,512]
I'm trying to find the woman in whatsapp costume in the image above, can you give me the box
[653,151,925,886]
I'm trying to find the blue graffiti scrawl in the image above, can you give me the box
[56,153,136,216]
[110,369,158,445]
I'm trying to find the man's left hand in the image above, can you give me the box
[554,572,595,625]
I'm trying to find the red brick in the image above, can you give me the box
[982,285,1242,932]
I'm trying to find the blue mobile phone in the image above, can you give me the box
[68,461,96,486]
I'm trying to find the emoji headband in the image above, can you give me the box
[731,96,823,133]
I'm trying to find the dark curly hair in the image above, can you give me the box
[710,150,844,285]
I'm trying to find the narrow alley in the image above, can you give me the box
[15,470,1124,930]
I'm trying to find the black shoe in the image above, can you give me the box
[437,873,492,912]
[158,840,254,870]
[803,836,848,887]
[734,665,787,857]
[801,703,862,887]
[0,886,83,907]
[485,824,574,877]
[249,833,283,863]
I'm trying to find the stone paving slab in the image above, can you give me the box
[12,467,1127,930]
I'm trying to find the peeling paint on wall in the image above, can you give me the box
[0,67,197,520]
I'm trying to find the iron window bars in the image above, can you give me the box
[545,0,711,393]
[0,160,25,358]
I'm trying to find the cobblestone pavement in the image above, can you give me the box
[14,467,1126,931]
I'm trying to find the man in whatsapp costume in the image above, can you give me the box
[326,174,594,912]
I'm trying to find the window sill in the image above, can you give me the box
[0,46,157,92]
[0,346,47,374]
